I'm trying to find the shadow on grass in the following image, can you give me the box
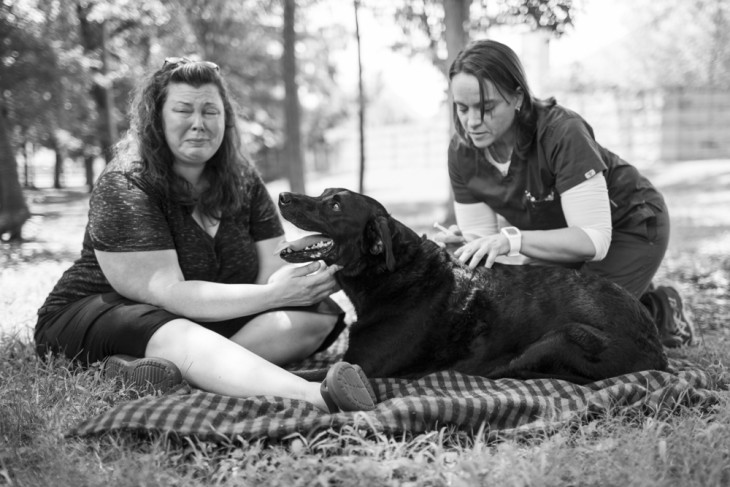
[1,188,90,269]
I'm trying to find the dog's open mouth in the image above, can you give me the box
[276,233,334,262]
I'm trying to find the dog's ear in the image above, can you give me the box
[367,215,395,271]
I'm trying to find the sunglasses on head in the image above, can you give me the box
[163,57,220,72]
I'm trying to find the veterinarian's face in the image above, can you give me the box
[162,82,225,169]
[451,73,522,149]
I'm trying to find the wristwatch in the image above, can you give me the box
[500,226,522,256]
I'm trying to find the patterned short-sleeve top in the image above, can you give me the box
[39,160,284,312]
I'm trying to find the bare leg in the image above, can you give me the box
[144,319,329,411]
[229,310,337,365]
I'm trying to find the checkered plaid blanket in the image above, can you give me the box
[68,331,723,442]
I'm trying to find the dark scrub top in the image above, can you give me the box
[448,103,665,232]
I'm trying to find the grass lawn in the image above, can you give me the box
[1,160,730,486]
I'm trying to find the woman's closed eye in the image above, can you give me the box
[481,102,496,115]
[455,104,494,119]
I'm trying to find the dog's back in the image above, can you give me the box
[339,218,667,382]
[451,261,667,381]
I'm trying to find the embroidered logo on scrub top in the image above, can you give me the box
[525,189,555,204]
[584,169,596,179]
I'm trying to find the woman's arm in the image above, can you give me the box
[254,236,340,292]
[454,201,499,238]
[519,173,611,262]
[432,201,498,247]
[454,174,611,268]
[95,247,338,322]
[559,173,612,261]
[254,236,287,284]
[456,223,595,268]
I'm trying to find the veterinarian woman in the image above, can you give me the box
[435,39,694,348]
[34,58,377,413]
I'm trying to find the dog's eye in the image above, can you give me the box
[331,202,341,212]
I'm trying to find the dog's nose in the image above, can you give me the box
[279,192,292,206]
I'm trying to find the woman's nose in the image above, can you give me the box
[190,112,205,131]
[466,109,483,127]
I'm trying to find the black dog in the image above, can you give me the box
[278,188,667,384]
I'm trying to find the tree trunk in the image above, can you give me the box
[354,0,366,194]
[442,0,472,225]
[84,155,95,192]
[21,138,33,188]
[78,5,117,165]
[99,21,118,162]
[52,137,64,190]
[282,0,306,194]
[443,0,471,73]
[0,103,31,240]
[53,150,64,189]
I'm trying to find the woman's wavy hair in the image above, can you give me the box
[448,39,556,159]
[116,58,250,219]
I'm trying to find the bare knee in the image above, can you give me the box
[294,312,338,348]
[145,318,200,360]
[230,311,338,364]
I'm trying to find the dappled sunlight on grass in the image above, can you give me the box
[0,263,69,338]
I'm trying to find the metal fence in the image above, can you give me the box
[308,88,730,178]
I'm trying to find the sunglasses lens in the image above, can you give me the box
[163,57,187,67]
[205,61,220,72]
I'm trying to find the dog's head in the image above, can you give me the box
[277,188,399,274]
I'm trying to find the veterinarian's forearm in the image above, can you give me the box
[454,201,498,238]
[520,227,597,263]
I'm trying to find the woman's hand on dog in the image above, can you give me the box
[454,234,510,269]
[431,224,467,250]
[267,261,342,306]
[432,226,509,268]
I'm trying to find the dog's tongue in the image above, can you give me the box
[274,234,331,254]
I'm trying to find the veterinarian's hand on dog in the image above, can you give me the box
[454,235,510,269]
[267,261,342,306]
[431,225,467,249]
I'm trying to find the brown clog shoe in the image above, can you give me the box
[320,362,377,412]
[103,354,183,395]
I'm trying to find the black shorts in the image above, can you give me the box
[35,292,341,365]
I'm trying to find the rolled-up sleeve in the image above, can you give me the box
[561,173,612,261]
